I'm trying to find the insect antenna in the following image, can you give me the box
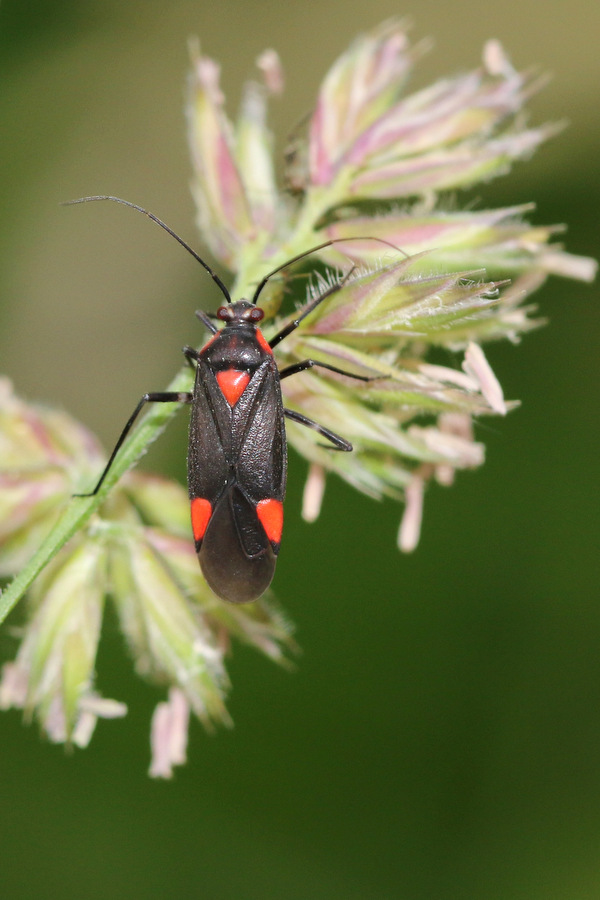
[252,236,406,306]
[62,195,232,303]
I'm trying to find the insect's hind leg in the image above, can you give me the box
[284,408,352,451]
[74,391,193,498]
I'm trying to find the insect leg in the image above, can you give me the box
[182,345,200,370]
[195,309,219,334]
[74,391,193,497]
[269,267,357,349]
[284,408,352,452]
[279,358,377,382]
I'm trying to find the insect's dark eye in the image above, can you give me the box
[248,307,264,322]
[217,306,233,322]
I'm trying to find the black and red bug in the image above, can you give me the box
[71,196,390,603]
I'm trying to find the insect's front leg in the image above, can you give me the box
[268,267,357,349]
[195,309,218,334]
[74,391,193,498]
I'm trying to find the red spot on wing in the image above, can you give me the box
[216,369,250,406]
[256,498,284,544]
[256,329,273,355]
[191,497,212,542]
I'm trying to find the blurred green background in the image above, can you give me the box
[1,1,599,898]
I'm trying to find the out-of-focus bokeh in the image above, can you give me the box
[0,2,599,898]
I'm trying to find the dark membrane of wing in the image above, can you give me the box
[199,485,276,603]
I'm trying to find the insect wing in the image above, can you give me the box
[234,358,287,509]
[188,360,232,508]
[188,356,287,603]
[199,484,278,603]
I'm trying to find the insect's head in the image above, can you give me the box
[217,300,264,327]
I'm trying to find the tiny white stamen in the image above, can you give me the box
[149,688,190,779]
[463,343,507,415]
[0,662,28,709]
[256,49,284,95]
[398,476,424,553]
[419,363,479,391]
[72,711,98,748]
[302,464,326,522]
[541,251,598,283]
[79,695,128,719]
[483,40,515,77]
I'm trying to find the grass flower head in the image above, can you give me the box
[0,21,595,774]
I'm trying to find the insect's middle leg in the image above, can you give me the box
[182,345,200,370]
[75,391,192,498]
[279,358,377,382]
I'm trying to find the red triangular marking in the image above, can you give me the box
[217,369,250,406]
[256,498,284,544]
[191,497,212,541]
